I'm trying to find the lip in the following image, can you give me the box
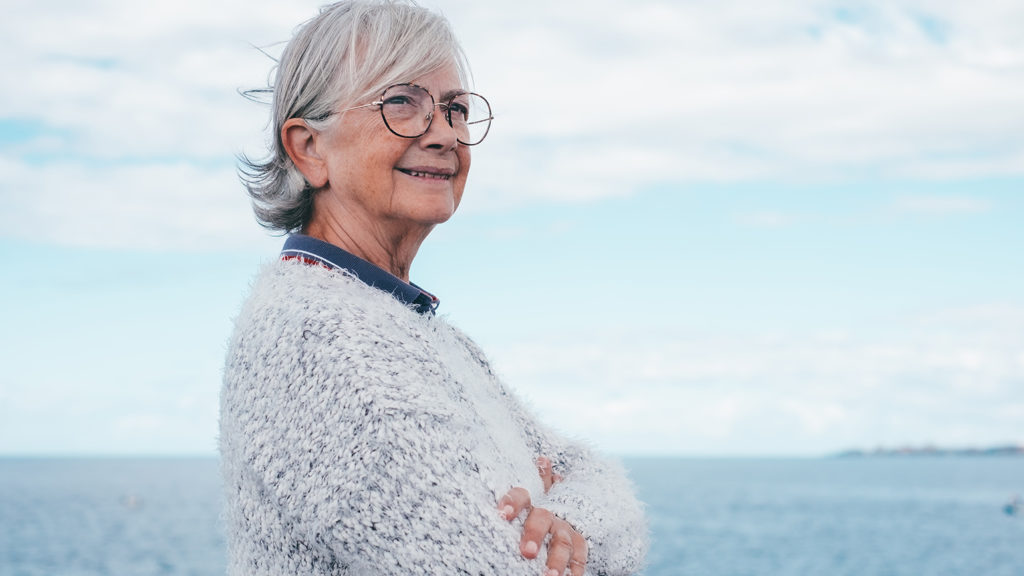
[395,166,456,180]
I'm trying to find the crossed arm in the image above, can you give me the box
[229,380,644,575]
[224,308,646,575]
[499,456,589,576]
[457,331,650,576]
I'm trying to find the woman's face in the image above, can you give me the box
[315,64,471,234]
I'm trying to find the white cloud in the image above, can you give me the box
[0,157,279,250]
[456,0,1024,200]
[782,399,849,435]
[494,305,1024,455]
[735,210,803,228]
[3,0,1024,248]
[892,194,992,215]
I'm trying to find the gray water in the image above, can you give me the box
[0,458,223,576]
[627,457,1024,575]
[1,457,1021,575]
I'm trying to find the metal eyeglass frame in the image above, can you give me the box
[335,82,493,146]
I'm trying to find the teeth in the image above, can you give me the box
[406,170,450,180]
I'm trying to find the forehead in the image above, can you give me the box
[409,65,463,99]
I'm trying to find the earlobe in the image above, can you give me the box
[281,118,329,189]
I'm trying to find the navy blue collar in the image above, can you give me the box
[281,234,439,315]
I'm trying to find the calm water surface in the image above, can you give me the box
[627,457,1024,576]
[1,457,1021,575]
[0,458,223,576]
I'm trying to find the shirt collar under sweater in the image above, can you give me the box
[280,234,439,315]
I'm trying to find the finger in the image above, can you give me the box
[568,529,588,576]
[498,486,532,521]
[519,507,554,559]
[537,457,553,493]
[544,519,575,576]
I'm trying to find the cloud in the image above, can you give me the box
[734,210,803,228]
[0,0,317,249]
[457,0,1024,200]
[3,0,1024,248]
[0,157,277,250]
[891,194,993,215]
[493,304,1024,455]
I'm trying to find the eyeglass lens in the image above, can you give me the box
[380,84,491,146]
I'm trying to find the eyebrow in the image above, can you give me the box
[439,88,467,101]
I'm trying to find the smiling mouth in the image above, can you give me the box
[397,168,453,180]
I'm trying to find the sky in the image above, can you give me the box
[1,0,1022,457]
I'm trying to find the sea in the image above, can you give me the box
[1,457,1021,576]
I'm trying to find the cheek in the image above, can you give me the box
[357,143,403,189]
[454,151,471,204]
[458,148,472,184]
[353,120,405,176]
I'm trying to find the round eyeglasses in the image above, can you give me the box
[337,83,493,146]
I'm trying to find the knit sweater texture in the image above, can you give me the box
[220,259,649,575]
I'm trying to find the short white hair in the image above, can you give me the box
[240,0,470,233]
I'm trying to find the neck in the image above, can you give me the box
[303,207,431,284]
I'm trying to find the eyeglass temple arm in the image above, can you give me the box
[336,101,384,114]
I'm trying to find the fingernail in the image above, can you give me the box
[524,541,538,556]
[537,456,549,468]
[546,569,559,576]
[500,505,514,519]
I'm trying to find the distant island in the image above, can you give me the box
[835,444,1024,458]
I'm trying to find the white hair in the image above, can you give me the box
[240,0,470,233]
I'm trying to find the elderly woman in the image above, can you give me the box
[220,2,648,575]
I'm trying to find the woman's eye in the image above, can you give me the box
[384,95,414,107]
[447,102,469,120]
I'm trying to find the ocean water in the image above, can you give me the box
[627,457,1024,576]
[0,458,223,576]
[1,457,1021,575]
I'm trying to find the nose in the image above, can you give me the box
[418,104,459,150]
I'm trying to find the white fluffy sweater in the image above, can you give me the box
[220,259,648,575]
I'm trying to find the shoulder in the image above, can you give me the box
[233,258,434,348]
[239,258,406,321]
[224,259,457,408]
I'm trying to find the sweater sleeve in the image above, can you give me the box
[454,333,650,576]
[221,284,542,576]
[526,422,650,576]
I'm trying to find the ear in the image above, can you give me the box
[281,118,329,189]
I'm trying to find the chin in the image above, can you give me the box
[409,193,460,225]
[421,204,458,225]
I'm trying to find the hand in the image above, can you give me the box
[497,485,587,576]
[537,456,563,494]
